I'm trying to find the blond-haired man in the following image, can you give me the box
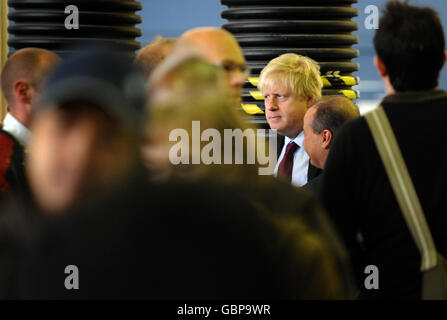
[258,53,323,187]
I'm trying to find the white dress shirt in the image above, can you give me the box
[273,131,309,187]
[2,113,30,147]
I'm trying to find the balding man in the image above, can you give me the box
[172,27,248,106]
[302,95,359,193]
[0,48,60,196]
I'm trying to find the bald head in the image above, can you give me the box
[302,95,359,169]
[176,27,244,65]
[1,48,60,107]
[310,95,360,137]
[173,27,247,105]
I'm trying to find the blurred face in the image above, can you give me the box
[184,30,247,106]
[262,79,311,139]
[27,105,135,213]
[302,107,325,169]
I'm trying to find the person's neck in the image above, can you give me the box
[285,130,301,141]
[9,105,30,128]
[384,77,395,96]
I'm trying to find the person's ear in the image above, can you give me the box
[13,80,33,104]
[321,129,332,150]
[374,56,388,78]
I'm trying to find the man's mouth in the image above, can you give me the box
[268,115,281,121]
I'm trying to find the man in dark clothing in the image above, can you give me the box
[322,1,447,299]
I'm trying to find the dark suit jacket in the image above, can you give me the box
[303,173,323,199]
[276,134,322,181]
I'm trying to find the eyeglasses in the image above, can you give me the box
[214,61,251,78]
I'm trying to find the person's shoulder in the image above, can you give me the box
[0,129,22,151]
[331,113,371,148]
[340,114,368,134]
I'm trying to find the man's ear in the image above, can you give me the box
[374,56,388,78]
[321,129,332,150]
[13,80,33,104]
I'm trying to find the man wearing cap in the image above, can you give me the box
[26,50,146,214]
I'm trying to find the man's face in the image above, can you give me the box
[185,30,247,106]
[262,80,311,139]
[302,107,325,169]
[27,106,134,213]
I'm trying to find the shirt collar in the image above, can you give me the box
[381,89,447,105]
[2,113,30,146]
[284,131,304,149]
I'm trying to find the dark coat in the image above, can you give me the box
[322,89,447,299]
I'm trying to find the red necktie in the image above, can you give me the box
[277,142,299,183]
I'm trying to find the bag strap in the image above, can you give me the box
[365,106,437,271]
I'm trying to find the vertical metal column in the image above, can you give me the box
[0,0,9,122]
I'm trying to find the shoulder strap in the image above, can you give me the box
[365,106,437,271]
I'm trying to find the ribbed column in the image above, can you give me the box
[7,0,142,57]
[1,0,9,122]
[221,0,360,125]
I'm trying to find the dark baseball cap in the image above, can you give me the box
[36,47,147,130]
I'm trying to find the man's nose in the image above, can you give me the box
[229,70,245,88]
[266,97,278,110]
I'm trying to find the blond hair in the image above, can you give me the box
[258,53,323,101]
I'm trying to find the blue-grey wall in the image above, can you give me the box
[138,0,447,106]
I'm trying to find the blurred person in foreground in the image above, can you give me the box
[322,1,447,299]
[0,48,60,198]
[24,49,146,214]
[258,53,323,187]
[301,95,359,194]
[0,50,352,299]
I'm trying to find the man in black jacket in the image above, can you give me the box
[322,1,447,299]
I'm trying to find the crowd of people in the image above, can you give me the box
[0,1,446,299]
